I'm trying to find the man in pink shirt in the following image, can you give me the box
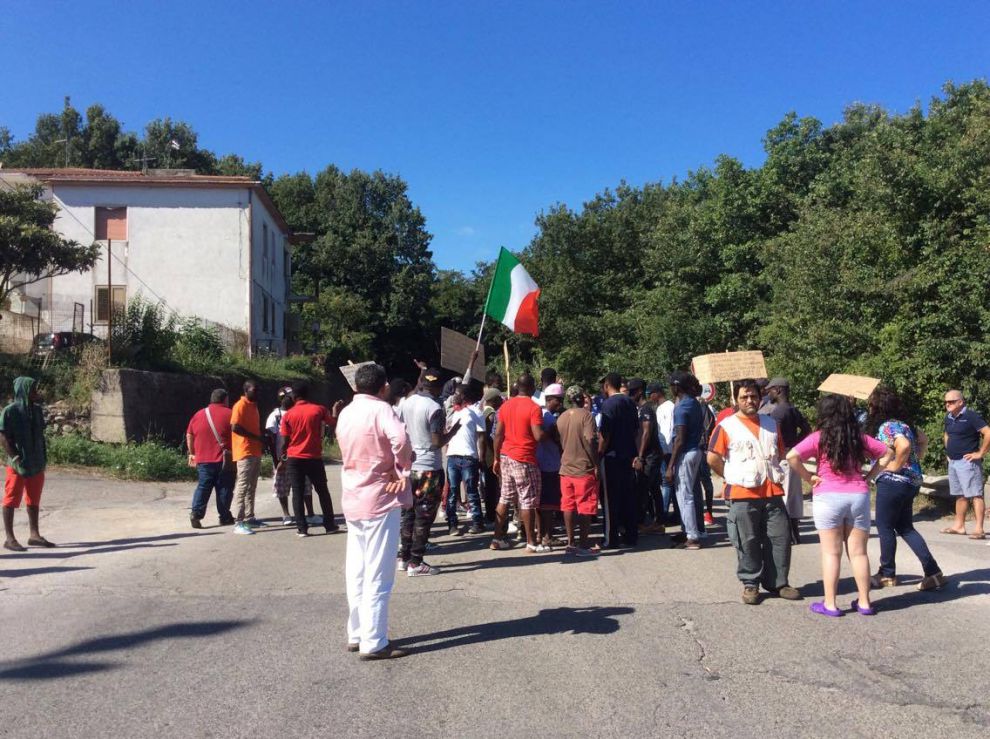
[336,363,413,660]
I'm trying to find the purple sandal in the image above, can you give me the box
[850,599,876,616]
[810,601,844,618]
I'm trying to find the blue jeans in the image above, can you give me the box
[875,476,941,578]
[446,456,483,526]
[191,462,234,521]
[659,455,675,525]
[675,448,704,540]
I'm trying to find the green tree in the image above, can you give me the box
[0,184,101,311]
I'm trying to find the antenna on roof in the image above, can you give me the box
[128,144,157,174]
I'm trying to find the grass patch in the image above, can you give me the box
[47,433,274,482]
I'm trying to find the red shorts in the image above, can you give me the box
[560,474,598,516]
[3,468,45,508]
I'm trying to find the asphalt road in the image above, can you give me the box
[0,465,987,738]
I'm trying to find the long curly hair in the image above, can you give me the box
[865,385,911,436]
[816,394,866,473]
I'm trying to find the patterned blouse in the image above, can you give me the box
[875,419,923,486]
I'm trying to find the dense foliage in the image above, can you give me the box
[5,82,990,458]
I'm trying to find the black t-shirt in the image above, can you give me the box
[759,400,810,449]
[636,402,662,458]
[601,393,639,459]
[944,408,988,460]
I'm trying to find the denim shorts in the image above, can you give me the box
[812,492,871,532]
[948,458,985,498]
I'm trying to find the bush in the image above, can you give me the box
[110,296,178,368]
[47,433,196,481]
[46,432,276,482]
[171,319,225,372]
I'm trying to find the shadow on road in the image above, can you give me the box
[873,567,990,612]
[0,542,179,560]
[61,532,224,548]
[0,620,251,681]
[394,606,634,654]
[0,565,93,578]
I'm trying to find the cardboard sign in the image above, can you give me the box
[338,361,375,392]
[440,327,485,378]
[692,351,768,384]
[818,374,880,400]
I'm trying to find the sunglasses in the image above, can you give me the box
[944,399,962,405]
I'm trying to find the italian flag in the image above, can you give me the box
[484,247,540,336]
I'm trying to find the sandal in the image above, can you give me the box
[27,537,56,548]
[535,544,552,553]
[940,528,967,535]
[809,601,844,618]
[968,532,986,540]
[490,538,513,551]
[850,599,877,616]
[3,540,26,552]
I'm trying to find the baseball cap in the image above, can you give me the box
[543,383,565,398]
[766,377,789,389]
[277,386,293,398]
[483,387,503,403]
[423,368,443,383]
[626,378,646,395]
[566,384,585,400]
[646,381,665,395]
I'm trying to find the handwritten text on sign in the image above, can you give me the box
[692,351,768,384]
[339,362,376,392]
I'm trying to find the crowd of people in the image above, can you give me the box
[1,364,987,661]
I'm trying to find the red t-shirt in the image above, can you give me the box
[497,396,543,465]
[280,400,336,459]
[186,404,233,464]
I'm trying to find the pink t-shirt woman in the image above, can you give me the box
[791,430,889,493]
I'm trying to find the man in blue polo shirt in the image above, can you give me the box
[942,389,990,539]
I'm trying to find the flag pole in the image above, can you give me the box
[475,249,500,353]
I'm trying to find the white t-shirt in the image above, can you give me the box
[656,400,675,454]
[446,406,484,458]
[265,408,283,436]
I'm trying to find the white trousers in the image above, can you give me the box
[346,507,401,654]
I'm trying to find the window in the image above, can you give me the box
[262,294,269,332]
[271,301,276,336]
[95,285,126,323]
[270,234,276,280]
[95,207,127,241]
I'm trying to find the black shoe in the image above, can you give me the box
[359,642,408,661]
[325,524,341,534]
[190,515,203,529]
[448,525,462,537]
[218,517,235,527]
[346,642,359,653]
[468,524,485,535]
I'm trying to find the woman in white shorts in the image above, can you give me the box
[787,395,891,617]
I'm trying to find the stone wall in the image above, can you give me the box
[90,368,348,445]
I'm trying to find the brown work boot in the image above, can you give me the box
[774,585,802,600]
[742,586,760,605]
[917,572,947,592]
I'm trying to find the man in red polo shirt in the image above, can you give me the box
[186,388,235,528]
[279,381,343,537]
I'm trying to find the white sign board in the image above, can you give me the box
[817,374,880,401]
[692,351,768,384]
[440,327,485,378]
[339,361,375,392]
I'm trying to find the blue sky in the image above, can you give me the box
[3,1,989,272]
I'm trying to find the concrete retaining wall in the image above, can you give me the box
[91,368,348,444]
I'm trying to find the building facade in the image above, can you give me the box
[0,168,298,356]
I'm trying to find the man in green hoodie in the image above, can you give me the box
[0,377,53,551]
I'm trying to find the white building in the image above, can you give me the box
[0,167,301,356]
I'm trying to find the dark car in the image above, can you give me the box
[31,332,101,357]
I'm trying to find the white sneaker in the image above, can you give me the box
[407,562,439,576]
[281,516,294,526]
[507,521,519,534]
[232,523,254,535]
[306,515,323,525]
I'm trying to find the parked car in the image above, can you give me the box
[31,332,101,357]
